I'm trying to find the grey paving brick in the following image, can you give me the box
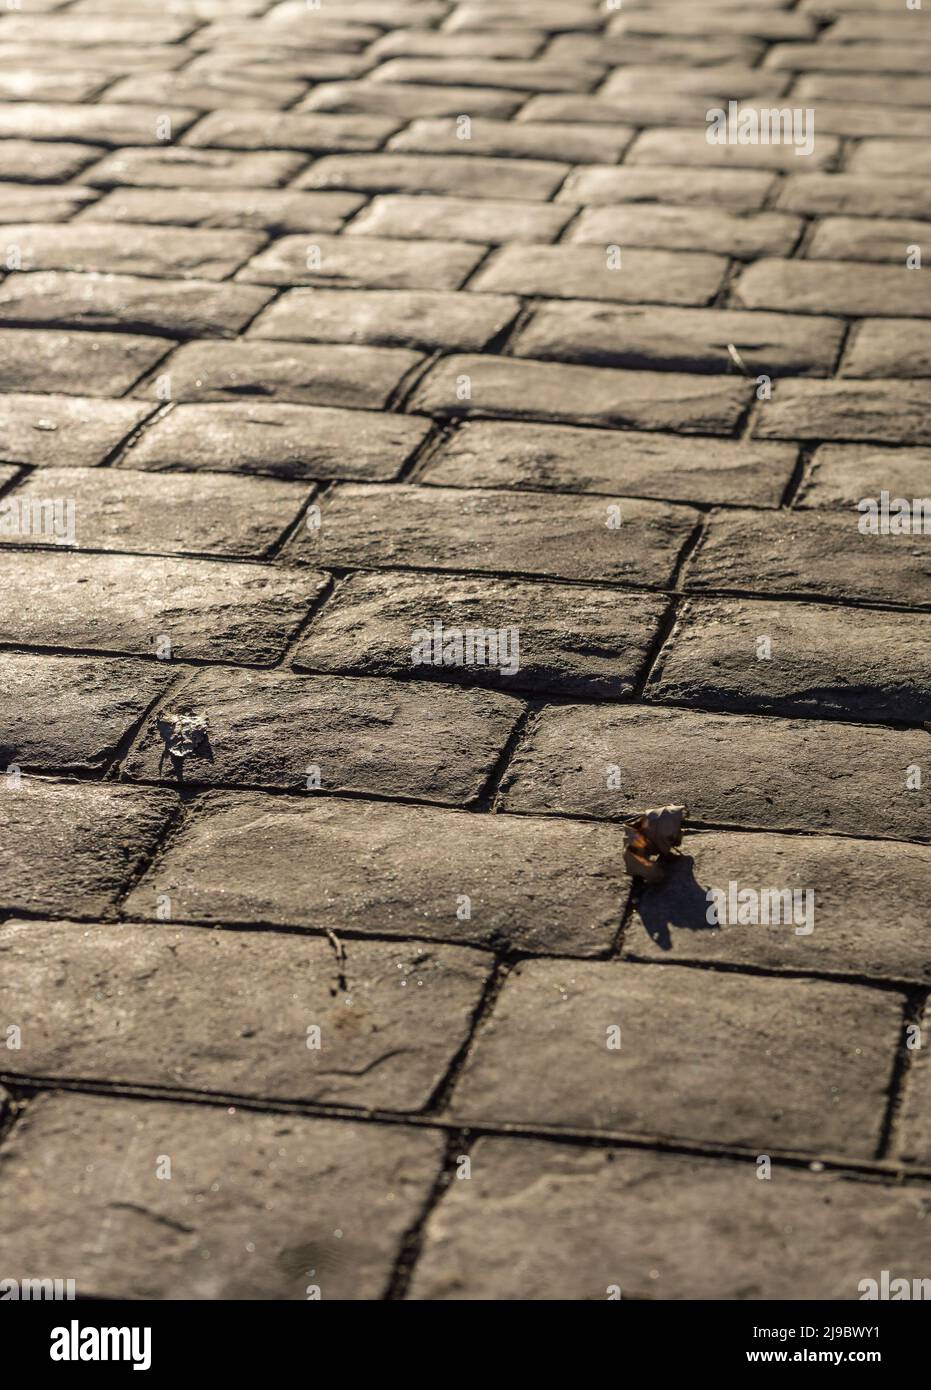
[848,139,931,179]
[764,41,931,73]
[293,569,670,698]
[600,61,791,100]
[409,355,752,433]
[776,173,931,220]
[0,779,176,919]
[0,392,151,466]
[735,258,931,319]
[0,920,490,1110]
[626,127,841,172]
[900,998,931,1164]
[545,33,763,66]
[183,110,400,153]
[0,651,173,773]
[124,791,628,955]
[0,44,189,73]
[0,466,308,558]
[410,1138,931,1300]
[298,80,524,120]
[0,327,169,396]
[125,668,522,801]
[0,183,98,222]
[567,204,801,260]
[290,482,699,587]
[792,71,931,109]
[796,444,931,508]
[512,302,842,376]
[685,508,931,608]
[83,146,308,188]
[841,320,931,378]
[368,29,544,60]
[0,14,196,44]
[0,550,327,662]
[754,380,931,446]
[295,152,569,199]
[370,58,604,93]
[649,596,931,723]
[448,1,601,33]
[345,193,571,244]
[558,164,775,211]
[612,5,814,40]
[141,340,421,408]
[0,139,100,181]
[448,958,901,1157]
[807,216,931,264]
[0,69,111,103]
[103,70,309,113]
[499,703,931,840]
[470,243,728,308]
[0,222,263,280]
[247,288,518,353]
[185,47,371,83]
[0,101,198,145]
[0,271,274,339]
[122,402,430,481]
[625,830,931,985]
[236,232,484,291]
[190,18,379,50]
[421,420,797,508]
[0,1092,444,1298]
[387,116,633,165]
[79,186,366,234]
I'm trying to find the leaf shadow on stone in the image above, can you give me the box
[634,854,717,953]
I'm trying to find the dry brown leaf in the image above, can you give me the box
[623,805,687,883]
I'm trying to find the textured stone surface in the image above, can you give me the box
[124,792,629,957]
[0,392,152,466]
[649,596,931,723]
[470,243,728,308]
[796,444,931,508]
[0,1092,444,1298]
[248,287,519,352]
[0,327,168,396]
[500,704,931,840]
[124,667,523,802]
[0,780,176,919]
[237,232,485,291]
[293,569,670,697]
[735,258,931,319]
[291,482,699,587]
[0,920,490,1110]
[448,959,902,1157]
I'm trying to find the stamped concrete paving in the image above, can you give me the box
[0,0,928,1303]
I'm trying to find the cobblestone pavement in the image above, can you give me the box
[0,0,929,1303]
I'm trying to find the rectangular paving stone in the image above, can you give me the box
[626,127,841,172]
[295,152,569,200]
[0,651,173,773]
[796,444,931,508]
[567,203,801,259]
[294,569,670,698]
[79,186,366,234]
[848,139,931,179]
[0,271,274,339]
[793,71,931,108]
[625,830,931,985]
[410,356,752,434]
[143,341,421,408]
[0,183,98,222]
[776,173,931,220]
[612,5,814,40]
[0,43,189,73]
[0,920,490,1111]
[0,69,111,103]
[248,288,519,353]
[0,328,169,396]
[754,380,931,446]
[599,61,791,100]
[900,998,931,1164]
[0,780,176,919]
[368,30,544,60]
[0,1092,444,1299]
[387,115,633,165]
[807,216,931,264]
[558,164,775,211]
[0,15,196,43]
[0,392,152,466]
[103,70,310,114]
[649,595,931,724]
[183,109,400,153]
[1,466,308,558]
[124,791,628,956]
[513,302,842,376]
[125,668,522,802]
[841,320,931,378]
[192,17,380,49]
[422,421,797,508]
[298,79,524,120]
[410,1137,931,1300]
[291,483,699,587]
[0,101,198,145]
[345,193,571,244]
[1,223,264,280]
[237,233,484,291]
[735,258,931,318]
[0,550,328,662]
[470,243,728,308]
[122,402,431,481]
[764,40,931,72]
[369,58,604,92]
[84,146,308,188]
[771,101,931,141]
[499,703,931,840]
[448,958,902,1158]
[185,47,371,83]
[685,508,931,608]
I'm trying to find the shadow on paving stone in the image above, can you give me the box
[635,854,717,952]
